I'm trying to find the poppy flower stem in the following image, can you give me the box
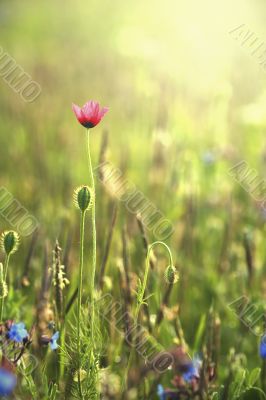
[77,210,85,398]
[124,241,174,389]
[0,254,10,322]
[87,130,97,358]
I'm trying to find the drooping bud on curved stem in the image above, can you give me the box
[164,264,179,284]
[124,240,178,388]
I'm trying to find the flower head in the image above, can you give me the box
[0,368,16,396]
[50,331,59,350]
[260,334,266,358]
[8,322,28,343]
[182,355,202,382]
[72,100,109,128]
[0,231,20,255]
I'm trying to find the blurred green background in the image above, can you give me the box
[1,0,266,219]
[1,0,266,388]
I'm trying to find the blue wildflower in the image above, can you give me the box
[0,368,17,396]
[260,334,266,358]
[182,355,202,382]
[50,331,59,350]
[157,384,179,399]
[201,151,216,165]
[8,322,28,343]
[157,385,165,400]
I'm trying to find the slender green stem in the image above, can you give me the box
[59,320,65,386]
[124,241,173,388]
[87,130,97,346]
[86,130,100,398]
[0,254,10,322]
[77,210,85,399]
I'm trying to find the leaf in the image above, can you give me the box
[240,387,266,400]
[48,383,59,400]
[247,368,261,387]
[230,369,246,398]
[193,314,206,352]
[73,369,87,382]
[143,293,154,302]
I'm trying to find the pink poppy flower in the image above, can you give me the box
[72,100,109,128]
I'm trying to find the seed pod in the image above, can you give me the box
[164,265,179,284]
[0,231,20,255]
[73,185,93,212]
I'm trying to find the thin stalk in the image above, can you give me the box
[136,214,155,270]
[99,204,117,290]
[124,241,173,388]
[155,283,173,328]
[0,254,10,322]
[77,210,85,399]
[65,287,78,315]
[122,227,131,306]
[59,320,65,384]
[20,229,38,287]
[87,130,97,340]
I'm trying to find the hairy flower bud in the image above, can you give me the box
[164,265,179,284]
[0,231,20,255]
[73,185,93,212]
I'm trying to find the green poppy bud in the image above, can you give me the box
[0,231,20,255]
[164,265,179,284]
[74,185,93,212]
